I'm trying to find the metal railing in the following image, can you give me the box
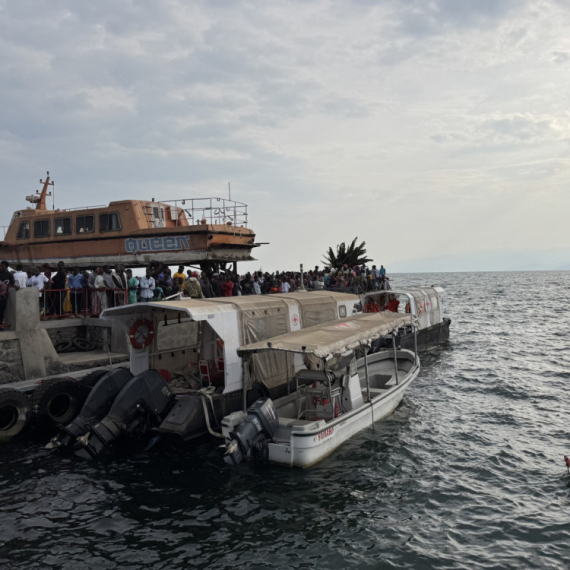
[160,197,249,228]
[40,288,129,319]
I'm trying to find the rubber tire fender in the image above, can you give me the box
[72,338,96,352]
[54,340,73,353]
[31,378,90,429]
[0,388,31,444]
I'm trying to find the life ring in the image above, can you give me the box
[129,319,155,349]
[0,388,31,444]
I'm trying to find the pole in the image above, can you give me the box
[242,356,248,412]
[414,322,418,365]
[228,182,231,201]
[364,345,374,431]
[364,346,371,402]
[300,264,305,290]
[392,333,399,385]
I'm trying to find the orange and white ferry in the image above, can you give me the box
[0,173,260,270]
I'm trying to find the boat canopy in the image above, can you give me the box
[364,286,444,329]
[238,311,413,359]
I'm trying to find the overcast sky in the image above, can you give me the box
[1,0,569,272]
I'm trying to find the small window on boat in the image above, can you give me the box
[339,305,347,318]
[99,213,122,232]
[76,215,95,234]
[33,220,50,238]
[17,222,30,239]
[54,217,72,236]
[152,207,164,220]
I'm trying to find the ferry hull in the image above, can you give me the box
[0,226,257,269]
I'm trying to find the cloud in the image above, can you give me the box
[0,0,570,271]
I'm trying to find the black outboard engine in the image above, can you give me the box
[75,369,175,459]
[46,368,133,450]
[224,398,279,466]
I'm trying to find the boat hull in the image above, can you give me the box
[0,225,257,269]
[268,351,419,468]
[398,318,451,352]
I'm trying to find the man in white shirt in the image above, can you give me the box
[13,265,27,289]
[139,269,156,302]
[93,267,108,313]
[280,277,291,293]
[29,266,49,313]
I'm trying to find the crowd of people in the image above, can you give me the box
[0,259,392,325]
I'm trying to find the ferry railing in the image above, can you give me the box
[160,197,249,228]
[40,288,129,319]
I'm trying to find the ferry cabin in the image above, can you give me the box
[1,198,257,269]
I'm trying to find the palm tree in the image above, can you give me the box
[322,237,372,269]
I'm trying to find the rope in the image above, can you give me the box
[198,386,225,439]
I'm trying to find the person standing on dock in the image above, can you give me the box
[29,266,49,315]
[0,261,15,327]
[67,267,85,315]
[139,269,156,303]
[93,267,108,314]
[51,262,67,316]
[126,269,139,304]
[13,265,27,289]
[184,272,205,299]
[173,266,186,287]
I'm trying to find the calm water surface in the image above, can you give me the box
[1,271,570,569]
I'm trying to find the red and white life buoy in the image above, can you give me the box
[128,319,155,349]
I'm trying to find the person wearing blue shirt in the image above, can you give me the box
[67,267,85,315]
[379,265,386,278]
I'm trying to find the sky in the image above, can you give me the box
[1,0,569,272]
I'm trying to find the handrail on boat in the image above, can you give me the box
[159,197,249,228]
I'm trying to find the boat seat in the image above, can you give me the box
[278,416,315,428]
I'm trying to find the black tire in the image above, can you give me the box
[72,338,96,352]
[79,369,109,389]
[0,388,31,444]
[30,378,89,429]
[54,340,73,353]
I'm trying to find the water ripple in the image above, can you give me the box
[2,271,570,568]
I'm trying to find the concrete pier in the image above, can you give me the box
[0,288,128,384]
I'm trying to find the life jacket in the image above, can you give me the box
[386,299,400,312]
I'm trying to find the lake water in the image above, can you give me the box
[1,271,570,569]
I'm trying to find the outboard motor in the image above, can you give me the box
[46,368,133,450]
[75,369,175,459]
[224,398,279,466]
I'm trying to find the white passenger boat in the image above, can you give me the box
[362,286,451,353]
[222,311,420,468]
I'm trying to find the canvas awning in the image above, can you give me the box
[238,312,413,359]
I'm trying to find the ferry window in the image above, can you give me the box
[99,213,121,232]
[17,222,30,239]
[339,305,347,318]
[76,215,94,234]
[33,220,50,238]
[54,217,72,236]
